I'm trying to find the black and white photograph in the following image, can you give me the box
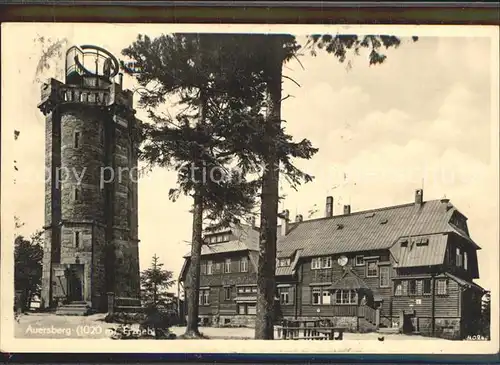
[1,23,498,354]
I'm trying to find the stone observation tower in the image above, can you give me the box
[38,45,140,313]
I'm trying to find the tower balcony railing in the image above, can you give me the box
[59,84,111,106]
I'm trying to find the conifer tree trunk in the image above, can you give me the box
[185,190,204,336]
[255,37,283,340]
[185,42,207,335]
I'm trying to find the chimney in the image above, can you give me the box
[415,189,423,206]
[281,209,290,236]
[343,205,351,215]
[325,196,333,218]
[295,214,303,223]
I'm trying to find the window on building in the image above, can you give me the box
[224,258,231,273]
[74,186,81,202]
[216,235,224,243]
[456,247,463,267]
[322,257,332,269]
[207,260,213,275]
[199,289,210,305]
[311,287,332,305]
[366,260,379,277]
[394,280,402,296]
[201,262,207,275]
[379,266,390,287]
[222,234,230,242]
[402,280,408,295]
[311,258,321,270]
[311,257,332,269]
[408,280,417,296]
[74,131,81,148]
[464,251,468,271]
[436,279,448,295]
[74,231,80,248]
[224,287,232,301]
[247,303,256,315]
[237,303,256,315]
[278,258,291,267]
[334,289,357,305]
[355,255,365,266]
[423,279,432,295]
[237,286,256,294]
[278,287,293,305]
[237,304,246,315]
[240,257,248,272]
[322,289,332,305]
[312,287,322,305]
[416,279,423,295]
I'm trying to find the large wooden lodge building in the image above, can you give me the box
[178,189,486,339]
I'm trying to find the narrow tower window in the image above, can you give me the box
[74,231,80,248]
[74,186,81,201]
[74,131,81,148]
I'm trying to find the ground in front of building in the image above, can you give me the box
[14,312,450,341]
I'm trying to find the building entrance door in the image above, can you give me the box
[67,264,84,302]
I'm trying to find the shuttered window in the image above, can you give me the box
[379,266,390,287]
[423,279,432,295]
[366,260,378,277]
[408,280,417,296]
[436,279,448,295]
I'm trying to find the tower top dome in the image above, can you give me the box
[65,44,120,87]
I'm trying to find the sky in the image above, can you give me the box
[2,23,499,292]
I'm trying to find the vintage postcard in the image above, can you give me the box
[1,22,498,354]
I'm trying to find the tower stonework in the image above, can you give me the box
[38,45,140,312]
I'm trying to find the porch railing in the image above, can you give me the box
[331,305,358,316]
[358,304,379,326]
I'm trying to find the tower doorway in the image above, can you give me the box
[67,264,84,302]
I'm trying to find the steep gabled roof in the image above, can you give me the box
[390,234,448,268]
[183,222,259,258]
[277,199,478,258]
[329,268,370,290]
[276,249,302,277]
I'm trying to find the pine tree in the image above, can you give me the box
[122,33,270,337]
[140,254,175,306]
[481,291,491,339]
[14,230,44,312]
[253,34,418,339]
